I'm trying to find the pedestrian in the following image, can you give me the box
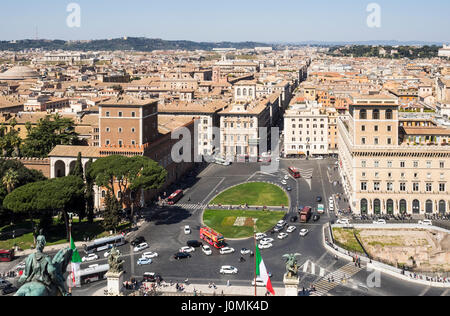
[227,280,230,287]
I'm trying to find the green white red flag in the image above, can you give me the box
[255,244,275,295]
[70,235,82,287]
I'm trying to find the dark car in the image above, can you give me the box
[313,214,321,222]
[290,215,298,222]
[131,236,146,247]
[2,285,17,295]
[187,240,203,248]
[316,196,323,202]
[286,186,292,192]
[174,252,191,260]
[273,225,284,232]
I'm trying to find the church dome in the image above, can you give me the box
[0,65,40,80]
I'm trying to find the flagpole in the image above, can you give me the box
[254,225,257,297]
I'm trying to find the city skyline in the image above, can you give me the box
[1,0,450,43]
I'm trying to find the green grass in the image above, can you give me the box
[211,183,289,207]
[332,227,365,254]
[0,219,131,250]
[203,209,286,239]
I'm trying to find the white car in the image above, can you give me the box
[281,180,287,185]
[418,219,433,226]
[184,225,191,235]
[260,238,274,245]
[137,258,152,266]
[299,229,309,237]
[241,248,252,255]
[373,219,387,225]
[255,233,267,240]
[179,246,195,253]
[82,254,99,262]
[220,266,238,275]
[286,226,296,233]
[277,220,287,227]
[202,245,212,256]
[104,250,112,258]
[278,233,289,240]
[284,175,289,180]
[259,243,273,249]
[134,242,149,252]
[252,278,266,287]
[220,247,235,255]
[142,251,159,259]
[336,219,350,225]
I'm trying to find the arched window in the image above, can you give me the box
[386,109,393,120]
[248,88,253,96]
[426,200,433,213]
[439,200,446,214]
[373,109,380,120]
[360,199,368,214]
[237,88,241,96]
[243,88,247,96]
[400,200,407,214]
[387,199,394,215]
[360,109,367,120]
[373,199,381,215]
[413,200,420,214]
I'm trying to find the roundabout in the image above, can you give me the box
[203,182,290,239]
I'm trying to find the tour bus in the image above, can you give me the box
[200,227,225,249]
[79,264,110,285]
[214,157,231,166]
[167,190,184,205]
[0,249,14,262]
[288,167,301,179]
[83,235,126,254]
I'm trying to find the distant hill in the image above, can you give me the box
[0,37,274,52]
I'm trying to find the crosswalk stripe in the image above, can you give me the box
[310,263,362,297]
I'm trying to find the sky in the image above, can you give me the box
[0,0,449,43]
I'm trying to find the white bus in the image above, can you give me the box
[83,235,126,254]
[79,264,109,285]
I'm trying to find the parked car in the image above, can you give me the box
[260,238,274,245]
[179,246,195,253]
[142,252,159,259]
[299,229,309,237]
[278,233,289,240]
[187,240,203,248]
[174,252,191,260]
[82,254,98,262]
[134,242,149,252]
[137,258,152,266]
[418,219,433,226]
[286,226,296,233]
[131,236,146,247]
[255,233,267,240]
[336,218,350,225]
[373,219,387,225]
[220,266,238,275]
[259,243,273,249]
[277,220,287,227]
[220,247,235,255]
[273,224,284,232]
[202,245,212,256]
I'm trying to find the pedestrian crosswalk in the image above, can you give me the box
[310,263,362,297]
[301,260,327,277]
[170,203,207,210]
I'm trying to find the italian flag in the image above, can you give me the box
[255,244,275,295]
[70,235,82,287]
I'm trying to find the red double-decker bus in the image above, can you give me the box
[0,249,14,262]
[200,227,225,249]
[167,190,183,205]
[288,167,301,178]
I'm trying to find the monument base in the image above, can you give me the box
[105,271,124,296]
[283,273,300,296]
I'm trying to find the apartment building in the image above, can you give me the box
[284,101,329,157]
[338,94,450,215]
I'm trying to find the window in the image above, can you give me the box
[373,109,380,120]
[413,161,419,168]
[360,109,367,120]
[426,183,432,192]
[131,128,135,133]
[400,161,406,168]
[386,109,393,120]
[374,125,378,132]
[387,125,392,132]
[387,182,393,191]
[361,182,367,190]
[400,183,406,191]
[361,125,366,131]
[131,140,136,145]
[426,161,432,168]
[131,112,136,118]
[361,161,367,168]
[361,137,366,145]
[374,138,379,145]
[387,161,393,168]
[374,161,379,168]
[440,161,445,168]
[118,128,122,133]
[106,111,110,117]
[106,127,110,132]
[439,183,445,192]
[118,112,123,117]
[106,140,110,146]
[374,182,380,191]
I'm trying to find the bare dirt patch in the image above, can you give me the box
[358,228,450,272]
